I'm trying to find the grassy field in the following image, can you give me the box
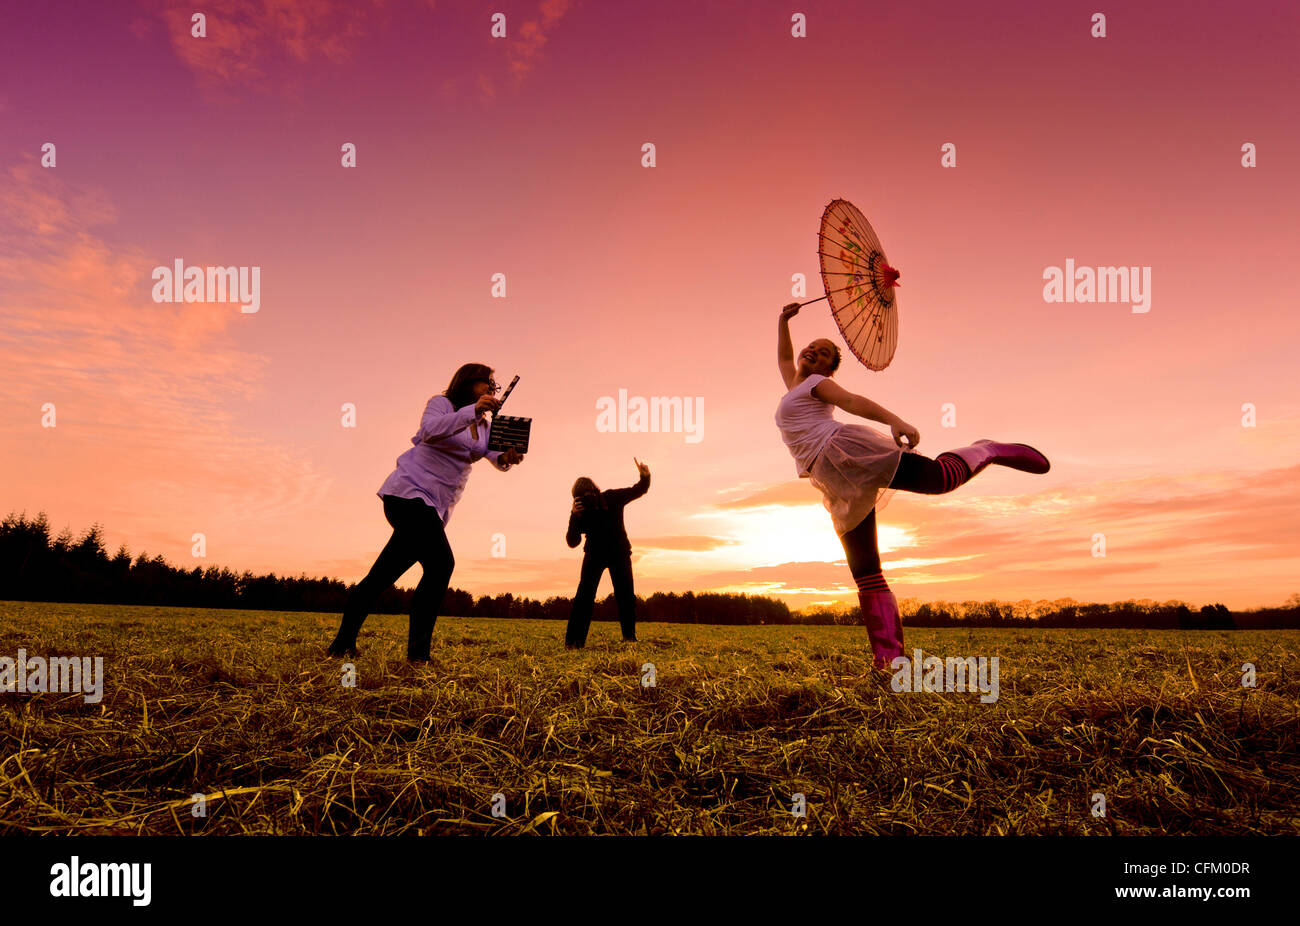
[1,600,1297,835]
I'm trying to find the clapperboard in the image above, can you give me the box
[487,374,532,453]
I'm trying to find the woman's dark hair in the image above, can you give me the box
[572,477,599,498]
[828,343,842,373]
[443,363,494,409]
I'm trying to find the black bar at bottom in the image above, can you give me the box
[0,835,1286,914]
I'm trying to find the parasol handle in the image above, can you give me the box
[798,262,902,310]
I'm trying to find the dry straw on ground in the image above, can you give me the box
[1,601,1296,835]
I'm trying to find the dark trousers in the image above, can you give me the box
[565,551,636,646]
[839,451,965,578]
[329,494,454,660]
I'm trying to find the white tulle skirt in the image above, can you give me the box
[807,424,904,535]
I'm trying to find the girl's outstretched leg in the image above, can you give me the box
[839,509,904,669]
[888,441,1049,495]
[887,450,970,494]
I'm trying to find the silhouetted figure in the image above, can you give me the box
[327,363,524,662]
[564,459,650,647]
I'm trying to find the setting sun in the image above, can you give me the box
[693,504,915,568]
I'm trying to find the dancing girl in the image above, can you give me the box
[327,363,524,661]
[563,458,651,648]
[774,302,1049,669]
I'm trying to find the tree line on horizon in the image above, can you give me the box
[2,511,1297,628]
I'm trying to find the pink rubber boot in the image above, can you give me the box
[948,439,1050,482]
[858,589,904,670]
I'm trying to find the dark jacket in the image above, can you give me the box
[566,472,650,556]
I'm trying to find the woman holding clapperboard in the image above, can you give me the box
[328,363,524,662]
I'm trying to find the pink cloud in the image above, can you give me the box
[714,480,822,509]
[0,157,333,564]
[682,460,1300,608]
[139,0,386,95]
[639,535,741,551]
[505,0,572,81]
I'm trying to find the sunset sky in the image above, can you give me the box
[2,0,1297,611]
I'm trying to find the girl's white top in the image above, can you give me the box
[774,373,839,477]
[377,395,513,524]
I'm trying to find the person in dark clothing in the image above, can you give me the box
[564,458,651,647]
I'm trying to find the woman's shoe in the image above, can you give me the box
[949,440,1050,481]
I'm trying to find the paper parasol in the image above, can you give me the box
[808,198,900,371]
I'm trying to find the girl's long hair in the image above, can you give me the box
[443,363,493,409]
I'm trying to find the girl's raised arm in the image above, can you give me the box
[777,303,799,389]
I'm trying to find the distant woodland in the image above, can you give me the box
[3,512,1297,628]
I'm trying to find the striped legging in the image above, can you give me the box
[841,450,970,591]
